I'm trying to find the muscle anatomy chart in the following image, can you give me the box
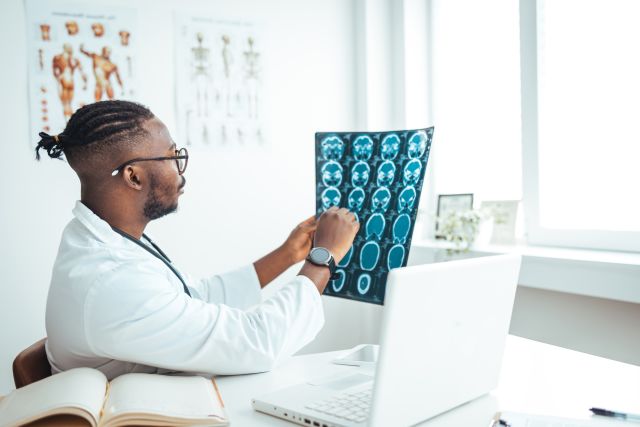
[25,0,139,143]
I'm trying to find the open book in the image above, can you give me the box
[0,368,227,427]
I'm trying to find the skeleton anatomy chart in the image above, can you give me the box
[175,14,264,146]
[315,128,434,305]
[25,1,138,141]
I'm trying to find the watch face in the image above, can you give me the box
[310,247,331,265]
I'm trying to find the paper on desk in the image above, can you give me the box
[496,411,629,426]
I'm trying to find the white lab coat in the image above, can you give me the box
[45,201,324,380]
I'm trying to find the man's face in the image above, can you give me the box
[140,118,186,220]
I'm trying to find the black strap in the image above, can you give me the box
[111,226,192,297]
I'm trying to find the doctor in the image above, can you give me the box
[36,100,359,380]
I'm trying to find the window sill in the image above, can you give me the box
[410,238,640,304]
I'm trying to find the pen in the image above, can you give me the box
[590,407,640,422]
[489,413,511,427]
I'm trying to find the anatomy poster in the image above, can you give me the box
[175,13,264,146]
[315,128,434,305]
[25,0,138,142]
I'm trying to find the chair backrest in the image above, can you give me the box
[13,338,52,388]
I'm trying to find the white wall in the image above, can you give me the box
[0,0,359,394]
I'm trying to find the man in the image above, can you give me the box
[52,43,87,121]
[79,44,124,101]
[36,100,359,379]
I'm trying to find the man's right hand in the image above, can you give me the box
[313,206,359,263]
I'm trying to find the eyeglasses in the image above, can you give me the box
[111,147,189,177]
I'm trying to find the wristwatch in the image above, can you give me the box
[306,247,336,276]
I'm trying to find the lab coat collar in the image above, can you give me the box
[72,200,123,245]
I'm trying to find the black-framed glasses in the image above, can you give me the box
[111,148,189,177]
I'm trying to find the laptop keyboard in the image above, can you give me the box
[304,385,372,424]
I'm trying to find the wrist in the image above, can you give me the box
[299,261,331,293]
[278,243,298,266]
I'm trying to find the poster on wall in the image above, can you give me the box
[25,0,139,144]
[175,13,264,147]
[315,128,434,305]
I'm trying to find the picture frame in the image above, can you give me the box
[435,193,474,239]
[480,200,520,244]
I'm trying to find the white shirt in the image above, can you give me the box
[45,201,324,380]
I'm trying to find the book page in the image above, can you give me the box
[102,373,225,422]
[0,368,107,427]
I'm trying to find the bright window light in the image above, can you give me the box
[537,0,640,232]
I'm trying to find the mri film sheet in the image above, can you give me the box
[315,127,434,305]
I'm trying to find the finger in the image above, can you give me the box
[300,215,316,226]
[338,207,349,215]
[300,222,318,232]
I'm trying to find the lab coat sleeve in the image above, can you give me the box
[83,264,324,375]
[186,264,262,309]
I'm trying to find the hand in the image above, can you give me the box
[314,207,359,263]
[282,215,317,264]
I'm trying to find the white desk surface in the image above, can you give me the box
[216,335,640,426]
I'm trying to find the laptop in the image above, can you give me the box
[252,254,522,427]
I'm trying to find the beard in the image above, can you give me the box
[143,175,183,220]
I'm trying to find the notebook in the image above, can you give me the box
[0,367,227,427]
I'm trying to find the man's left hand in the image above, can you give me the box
[253,215,318,288]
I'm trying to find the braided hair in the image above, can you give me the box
[35,100,154,163]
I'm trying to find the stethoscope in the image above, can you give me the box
[111,226,192,298]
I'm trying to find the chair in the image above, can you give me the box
[12,338,52,388]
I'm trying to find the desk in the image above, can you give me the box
[216,335,640,426]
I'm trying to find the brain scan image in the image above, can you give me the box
[321,136,345,161]
[381,134,401,160]
[315,127,433,304]
[397,186,417,212]
[359,241,380,271]
[402,159,422,186]
[370,187,391,212]
[331,269,347,292]
[353,135,374,161]
[407,130,428,159]
[365,213,386,240]
[356,273,372,295]
[348,187,366,212]
[321,161,343,187]
[321,187,341,210]
[351,161,371,187]
[387,244,405,270]
[392,213,411,244]
[377,160,396,187]
[338,245,354,267]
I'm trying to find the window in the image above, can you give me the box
[429,0,522,203]
[521,0,640,252]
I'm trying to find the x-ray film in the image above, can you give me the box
[315,128,434,305]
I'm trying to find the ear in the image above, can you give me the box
[122,165,144,191]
